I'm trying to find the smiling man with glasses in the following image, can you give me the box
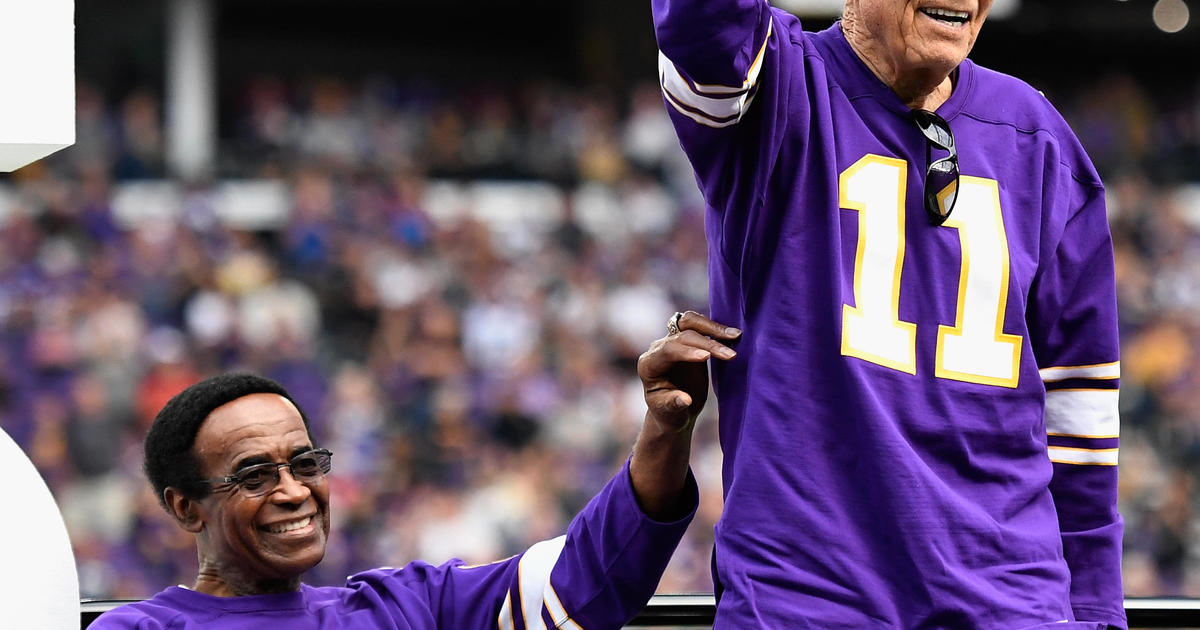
[654,0,1123,628]
[90,313,742,628]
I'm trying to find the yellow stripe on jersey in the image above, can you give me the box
[1039,361,1120,382]
[1044,389,1119,438]
[1048,445,1119,466]
[658,16,773,127]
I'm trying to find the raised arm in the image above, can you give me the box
[631,311,741,520]
[360,313,740,630]
[652,0,801,263]
[653,0,778,140]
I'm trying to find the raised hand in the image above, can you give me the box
[638,310,741,433]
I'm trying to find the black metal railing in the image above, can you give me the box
[80,595,1200,628]
[626,596,1200,628]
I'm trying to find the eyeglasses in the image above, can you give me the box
[201,448,333,498]
[911,109,960,226]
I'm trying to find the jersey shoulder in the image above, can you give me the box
[964,62,1101,187]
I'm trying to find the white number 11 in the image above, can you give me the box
[839,154,1022,388]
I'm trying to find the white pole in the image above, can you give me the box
[166,0,216,181]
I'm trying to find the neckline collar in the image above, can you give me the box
[825,21,975,121]
[162,584,309,611]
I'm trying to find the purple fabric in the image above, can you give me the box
[655,2,1123,628]
[90,460,698,629]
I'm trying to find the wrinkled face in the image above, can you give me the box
[852,0,992,78]
[191,393,330,584]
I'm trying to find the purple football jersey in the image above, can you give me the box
[654,2,1124,628]
[90,461,697,629]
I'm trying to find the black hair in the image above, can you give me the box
[143,373,313,509]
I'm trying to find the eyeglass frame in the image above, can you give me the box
[198,448,333,498]
[911,108,960,226]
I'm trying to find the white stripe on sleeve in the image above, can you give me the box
[1044,389,1120,438]
[658,16,773,127]
[513,535,567,630]
[1039,361,1120,382]
[1048,446,1119,466]
[544,583,585,630]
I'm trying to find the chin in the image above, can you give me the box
[264,550,325,581]
[256,535,328,579]
[288,539,328,573]
[914,45,969,77]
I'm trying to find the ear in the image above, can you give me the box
[164,487,206,533]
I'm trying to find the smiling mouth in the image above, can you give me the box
[260,516,313,534]
[920,7,970,26]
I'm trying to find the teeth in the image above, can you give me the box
[264,516,311,534]
[923,7,969,19]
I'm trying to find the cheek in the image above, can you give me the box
[226,501,265,547]
[318,492,332,534]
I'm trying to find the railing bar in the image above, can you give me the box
[80,595,1200,628]
[1126,598,1200,609]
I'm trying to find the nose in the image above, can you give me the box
[269,466,312,503]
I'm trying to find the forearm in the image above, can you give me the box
[630,310,736,521]
[1051,462,1126,628]
[629,411,694,522]
[370,461,697,630]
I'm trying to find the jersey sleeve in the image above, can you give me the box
[652,0,793,216]
[1027,174,1126,629]
[352,459,698,630]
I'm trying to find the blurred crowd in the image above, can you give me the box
[1,71,1198,601]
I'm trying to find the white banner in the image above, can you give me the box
[0,1,76,172]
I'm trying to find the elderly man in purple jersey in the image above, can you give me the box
[655,0,1124,628]
[89,315,741,629]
